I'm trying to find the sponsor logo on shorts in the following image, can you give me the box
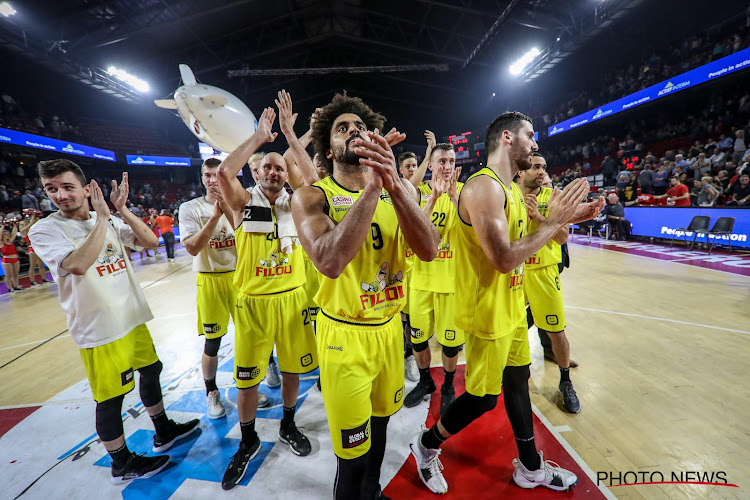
[203,323,221,334]
[394,386,404,404]
[444,329,456,341]
[121,368,134,386]
[341,420,371,449]
[236,365,260,380]
[301,353,313,367]
[546,315,559,326]
[326,345,343,351]
[411,328,424,339]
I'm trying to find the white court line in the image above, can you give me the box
[0,335,71,352]
[554,425,572,433]
[531,403,618,500]
[567,306,750,336]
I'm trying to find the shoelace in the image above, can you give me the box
[543,459,564,479]
[427,449,445,479]
[561,384,577,398]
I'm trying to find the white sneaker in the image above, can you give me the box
[30,282,41,287]
[512,451,577,491]
[257,392,270,408]
[266,360,281,388]
[404,354,419,382]
[206,390,226,419]
[409,428,448,494]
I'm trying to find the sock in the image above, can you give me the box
[240,419,257,445]
[516,436,541,470]
[269,354,276,366]
[559,367,570,383]
[404,343,413,358]
[205,377,218,395]
[420,425,447,450]
[150,410,171,436]
[418,367,432,384]
[443,369,455,388]
[281,405,296,429]
[109,443,131,468]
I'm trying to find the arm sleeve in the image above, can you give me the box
[28,221,76,277]
[178,203,201,241]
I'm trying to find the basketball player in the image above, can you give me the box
[217,100,319,490]
[404,143,465,416]
[179,157,269,420]
[29,159,199,484]
[292,92,440,500]
[410,112,602,494]
[516,153,580,413]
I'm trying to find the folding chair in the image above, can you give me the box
[670,215,710,250]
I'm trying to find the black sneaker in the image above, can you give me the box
[404,378,436,408]
[111,452,170,485]
[279,422,312,456]
[559,381,581,413]
[152,419,200,453]
[221,438,261,490]
[439,383,455,417]
[316,377,321,391]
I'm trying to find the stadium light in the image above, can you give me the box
[509,47,541,76]
[0,2,17,17]
[107,66,150,93]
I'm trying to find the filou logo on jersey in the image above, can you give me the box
[359,262,404,310]
[509,266,525,288]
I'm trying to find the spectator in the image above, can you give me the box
[639,166,654,194]
[603,193,631,240]
[674,154,688,170]
[601,156,618,186]
[710,147,728,172]
[655,176,691,206]
[39,196,55,216]
[726,173,750,206]
[694,176,719,206]
[715,169,731,192]
[0,184,8,206]
[21,190,39,210]
[733,129,747,164]
[690,153,711,180]
[154,209,176,261]
[653,165,669,195]
[622,172,640,205]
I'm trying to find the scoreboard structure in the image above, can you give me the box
[446,131,481,164]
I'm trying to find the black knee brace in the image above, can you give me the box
[138,360,163,407]
[502,365,530,393]
[204,336,222,357]
[95,395,125,442]
[440,391,498,435]
[441,344,461,358]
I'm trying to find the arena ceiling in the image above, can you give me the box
[2,0,742,136]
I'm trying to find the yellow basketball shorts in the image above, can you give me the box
[196,271,237,339]
[409,288,465,348]
[524,265,566,333]
[303,256,320,320]
[233,286,318,389]
[463,319,531,397]
[80,324,159,403]
[317,312,404,459]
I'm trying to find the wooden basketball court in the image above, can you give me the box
[1,239,748,499]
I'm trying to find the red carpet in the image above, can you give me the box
[0,406,40,438]
[384,366,606,499]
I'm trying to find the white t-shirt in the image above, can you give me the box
[178,197,237,273]
[29,212,153,348]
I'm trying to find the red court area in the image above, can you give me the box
[385,366,606,499]
[0,406,40,439]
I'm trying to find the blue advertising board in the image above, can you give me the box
[625,207,750,249]
[0,126,116,161]
[126,155,192,166]
[548,47,750,137]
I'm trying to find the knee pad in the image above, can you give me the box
[95,395,125,442]
[138,360,164,407]
[502,365,530,393]
[411,336,430,352]
[204,336,222,357]
[441,344,461,358]
[441,392,497,435]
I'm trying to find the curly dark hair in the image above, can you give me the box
[311,92,386,175]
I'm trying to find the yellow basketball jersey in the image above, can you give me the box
[455,168,526,339]
[233,207,305,295]
[313,176,407,323]
[524,186,562,270]
[412,181,464,293]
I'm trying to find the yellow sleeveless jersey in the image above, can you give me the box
[455,168,526,339]
[233,207,305,295]
[313,176,407,323]
[524,186,562,270]
[412,181,464,293]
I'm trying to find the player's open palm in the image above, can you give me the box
[110,172,129,210]
[90,180,110,219]
[547,178,590,225]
